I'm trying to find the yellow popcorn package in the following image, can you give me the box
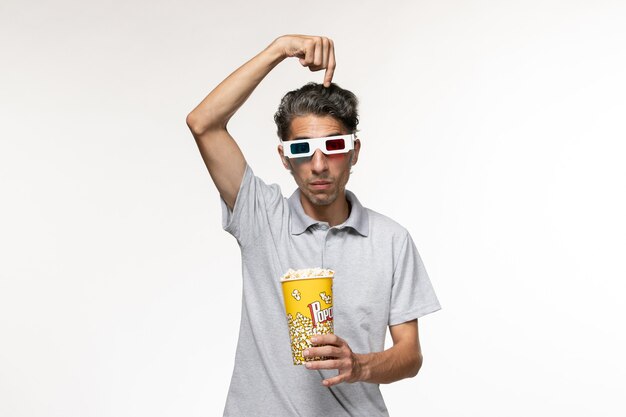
[280,268,334,365]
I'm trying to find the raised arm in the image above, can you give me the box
[186,35,336,210]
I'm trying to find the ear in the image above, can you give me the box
[351,138,361,166]
[278,144,290,170]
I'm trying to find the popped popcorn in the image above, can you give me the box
[281,268,335,281]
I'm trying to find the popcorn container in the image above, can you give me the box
[281,274,334,365]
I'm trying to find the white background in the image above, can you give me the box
[1,0,625,416]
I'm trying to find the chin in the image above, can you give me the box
[305,190,338,206]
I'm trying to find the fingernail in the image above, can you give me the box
[303,350,309,356]
[311,337,318,343]
[305,362,312,368]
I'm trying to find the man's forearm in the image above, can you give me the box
[355,342,423,384]
[304,323,423,387]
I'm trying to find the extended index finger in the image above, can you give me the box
[323,39,336,87]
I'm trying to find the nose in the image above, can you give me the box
[310,149,329,175]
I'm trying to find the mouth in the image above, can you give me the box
[309,180,332,190]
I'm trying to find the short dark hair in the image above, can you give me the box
[274,82,359,141]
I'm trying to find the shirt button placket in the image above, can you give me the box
[323,226,335,269]
[319,223,329,267]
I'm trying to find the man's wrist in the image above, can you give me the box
[265,36,290,64]
[354,352,372,382]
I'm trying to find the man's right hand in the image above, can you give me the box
[272,35,336,87]
[186,35,336,209]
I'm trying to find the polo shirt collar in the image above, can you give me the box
[288,189,369,237]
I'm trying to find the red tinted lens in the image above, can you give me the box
[325,138,346,151]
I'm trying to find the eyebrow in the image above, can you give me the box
[292,132,343,141]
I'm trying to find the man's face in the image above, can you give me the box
[278,114,360,207]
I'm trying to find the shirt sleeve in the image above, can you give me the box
[388,232,441,326]
[220,164,284,246]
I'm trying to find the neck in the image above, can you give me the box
[300,190,350,227]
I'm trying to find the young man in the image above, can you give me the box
[187,35,441,416]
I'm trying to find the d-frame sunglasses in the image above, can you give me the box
[280,134,356,158]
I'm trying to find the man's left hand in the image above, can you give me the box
[303,334,363,387]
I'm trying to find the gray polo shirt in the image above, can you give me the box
[220,165,440,417]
